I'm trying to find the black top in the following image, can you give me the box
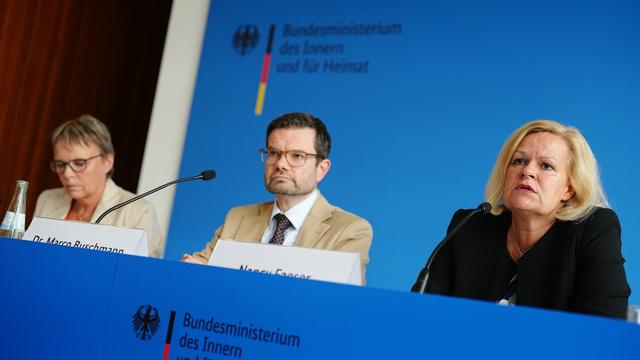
[426,207,631,318]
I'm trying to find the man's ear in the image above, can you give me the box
[315,159,331,183]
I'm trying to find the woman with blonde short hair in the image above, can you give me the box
[426,120,630,318]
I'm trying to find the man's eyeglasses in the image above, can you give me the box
[50,154,103,173]
[259,148,321,167]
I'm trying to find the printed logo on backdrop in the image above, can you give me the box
[233,24,260,55]
[246,21,404,115]
[132,305,161,340]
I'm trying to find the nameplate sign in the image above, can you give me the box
[23,217,148,256]
[208,239,362,286]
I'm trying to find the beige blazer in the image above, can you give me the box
[193,192,373,281]
[33,178,165,258]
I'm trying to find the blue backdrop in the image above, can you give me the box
[166,0,640,303]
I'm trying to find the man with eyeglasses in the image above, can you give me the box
[183,112,373,281]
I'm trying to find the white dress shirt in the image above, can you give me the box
[260,190,318,246]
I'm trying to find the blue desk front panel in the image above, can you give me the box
[105,255,639,359]
[0,238,118,359]
[1,238,638,359]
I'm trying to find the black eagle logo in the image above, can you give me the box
[232,24,260,55]
[132,305,161,340]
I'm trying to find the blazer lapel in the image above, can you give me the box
[296,192,332,249]
[51,190,72,219]
[234,202,273,243]
[91,178,118,223]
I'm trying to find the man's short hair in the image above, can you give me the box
[266,112,331,160]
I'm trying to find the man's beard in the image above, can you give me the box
[265,177,314,196]
[266,181,312,196]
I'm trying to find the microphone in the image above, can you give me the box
[95,170,216,224]
[411,202,491,294]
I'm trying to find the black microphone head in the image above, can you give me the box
[200,170,216,181]
[478,202,492,214]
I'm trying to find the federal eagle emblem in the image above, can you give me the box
[132,305,161,340]
[232,24,259,55]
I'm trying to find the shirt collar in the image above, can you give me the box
[270,189,318,230]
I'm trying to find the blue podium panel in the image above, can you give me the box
[1,238,638,359]
[104,256,639,359]
[0,238,119,359]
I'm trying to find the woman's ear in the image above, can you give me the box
[101,153,115,175]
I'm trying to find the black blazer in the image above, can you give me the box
[426,207,631,318]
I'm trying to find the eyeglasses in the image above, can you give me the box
[50,154,103,173]
[259,148,321,167]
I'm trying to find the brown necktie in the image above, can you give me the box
[268,213,292,245]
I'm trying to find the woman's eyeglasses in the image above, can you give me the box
[49,154,103,173]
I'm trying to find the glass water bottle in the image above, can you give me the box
[0,180,29,239]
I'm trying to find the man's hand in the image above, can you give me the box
[181,253,206,264]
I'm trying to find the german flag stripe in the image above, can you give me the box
[162,310,176,360]
[255,24,275,115]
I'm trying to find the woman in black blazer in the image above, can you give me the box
[426,120,630,318]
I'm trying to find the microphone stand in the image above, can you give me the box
[95,171,215,224]
[411,202,491,294]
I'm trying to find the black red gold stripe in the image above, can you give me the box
[162,310,176,360]
[255,25,275,115]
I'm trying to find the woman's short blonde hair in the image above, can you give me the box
[51,114,115,175]
[485,120,609,221]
